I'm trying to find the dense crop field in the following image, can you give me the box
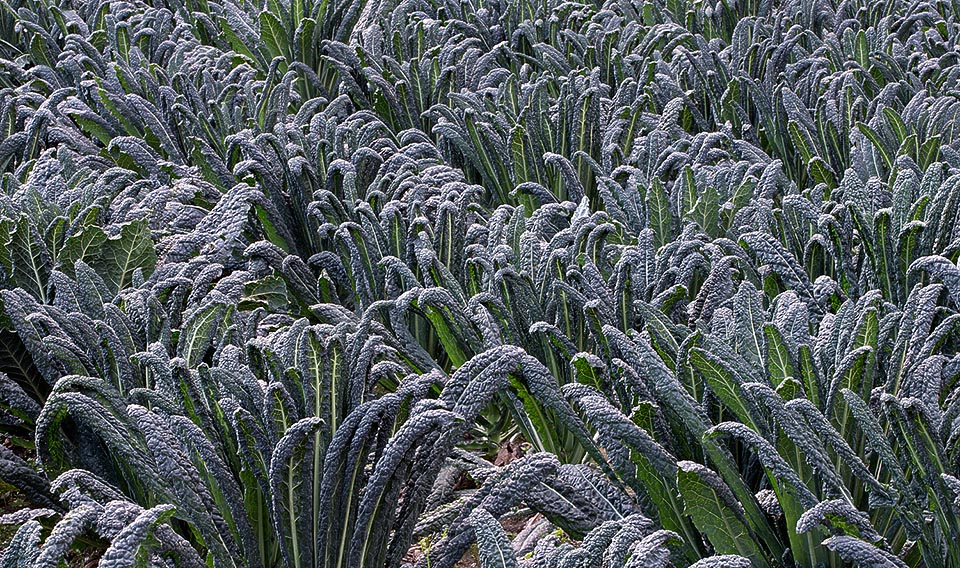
[2,0,960,566]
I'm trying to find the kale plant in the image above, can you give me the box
[1,0,960,566]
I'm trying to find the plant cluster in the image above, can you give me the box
[1,0,960,566]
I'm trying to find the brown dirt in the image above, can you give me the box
[492,441,525,467]
[455,546,481,568]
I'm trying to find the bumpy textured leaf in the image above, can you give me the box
[622,529,680,568]
[469,508,519,568]
[909,256,960,306]
[5,2,960,568]
[796,500,881,542]
[688,557,752,568]
[34,504,101,568]
[822,536,909,568]
[98,504,177,568]
[0,520,43,568]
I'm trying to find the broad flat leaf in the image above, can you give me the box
[178,300,233,367]
[677,461,767,566]
[688,347,756,429]
[240,275,290,311]
[270,417,324,568]
[733,281,765,368]
[85,220,157,295]
[763,324,794,387]
[8,216,51,302]
[59,226,107,278]
[648,178,671,249]
[0,330,44,400]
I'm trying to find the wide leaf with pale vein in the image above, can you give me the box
[677,461,768,566]
[88,220,157,296]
